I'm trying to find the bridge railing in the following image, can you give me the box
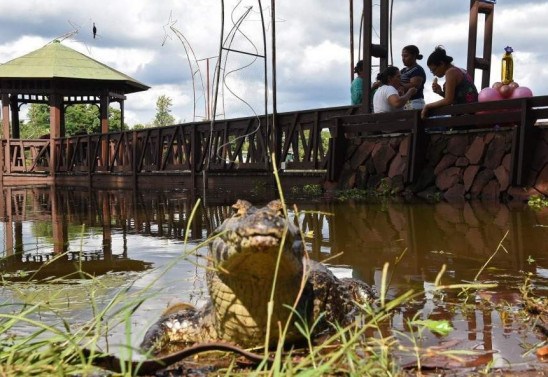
[3,96,547,184]
[48,105,358,176]
[328,95,548,185]
[0,139,50,174]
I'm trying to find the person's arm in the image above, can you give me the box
[401,76,424,91]
[421,68,461,118]
[387,87,418,108]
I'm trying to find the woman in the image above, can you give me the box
[351,60,364,105]
[421,46,478,119]
[400,45,426,110]
[373,66,417,113]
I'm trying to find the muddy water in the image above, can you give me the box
[0,187,547,372]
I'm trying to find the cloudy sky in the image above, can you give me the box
[0,0,546,127]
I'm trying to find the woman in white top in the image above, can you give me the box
[373,66,417,113]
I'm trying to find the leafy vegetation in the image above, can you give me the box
[527,194,548,210]
[152,95,176,128]
[21,103,125,138]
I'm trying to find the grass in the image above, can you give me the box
[0,167,545,376]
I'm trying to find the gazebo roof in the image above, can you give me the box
[0,40,149,94]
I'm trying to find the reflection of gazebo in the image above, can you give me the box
[0,40,149,176]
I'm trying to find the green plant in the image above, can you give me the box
[527,194,548,210]
[302,184,322,196]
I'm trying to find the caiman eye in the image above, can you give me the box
[232,200,252,217]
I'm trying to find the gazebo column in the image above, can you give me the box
[2,94,11,175]
[100,94,110,167]
[49,93,62,175]
[120,100,125,131]
[2,94,10,138]
[9,95,20,139]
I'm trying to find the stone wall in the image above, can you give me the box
[334,128,548,202]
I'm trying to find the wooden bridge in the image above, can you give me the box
[1,96,548,190]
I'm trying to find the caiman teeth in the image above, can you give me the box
[240,235,280,250]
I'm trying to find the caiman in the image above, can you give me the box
[140,199,375,353]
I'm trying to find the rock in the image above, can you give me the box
[470,169,495,197]
[455,157,469,167]
[444,184,466,202]
[494,165,510,191]
[434,154,458,175]
[371,142,396,174]
[484,134,506,170]
[463,165,480,192]
[447,134,469,156]
[436,167,462,191]
[350,140,376,170]
[399,136,410,157]
[465,136,485,164]
[480,180,500,201]
[388,153,406,178]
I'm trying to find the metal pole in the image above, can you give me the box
[271,0,280,164]
[350,0,354,83]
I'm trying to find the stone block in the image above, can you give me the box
[371,142,396,174]
[484,134,507,170]
[350,140,376,170]
[434,154,458,175]
[494,165,509,191]
[447,134,469,156]
[470,168,495,197]
[444,183,466,202]
[436,167,462,191]
[465,136,485,164]
[463,165,480,192]
[388,153,406,178]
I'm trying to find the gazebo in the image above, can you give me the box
[0,40,149,178]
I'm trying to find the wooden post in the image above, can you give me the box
[361,0,372,113]
[515,99,540,186]
[132,130,138,189]
[408,110,426,183]
[100,94,109,169]
[9,95,19,139]
[327,118,348,182]
[467,0,495,89]
[2,94,11,175]
[50,93,62,175]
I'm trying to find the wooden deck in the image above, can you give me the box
[1,96,548,189]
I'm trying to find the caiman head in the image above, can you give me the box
[207,199,309,346]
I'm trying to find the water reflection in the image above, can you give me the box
[1,187,547,370]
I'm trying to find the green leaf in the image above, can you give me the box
[411,319,453,336]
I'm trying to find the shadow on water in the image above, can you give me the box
[0,186,547,371]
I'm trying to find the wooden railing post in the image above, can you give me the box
[191,127,200,191]
[514,98,540,186]
[327,117,347,182]
[408,110,426,183]
[132,131,138,189]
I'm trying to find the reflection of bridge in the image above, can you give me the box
[2,187,545,284]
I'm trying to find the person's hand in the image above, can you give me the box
[421,105,429,119]
[432,81,442,96]
[407,87,418,97]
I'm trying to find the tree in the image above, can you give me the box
[152,95,175,127]
[22,103,126,137]
[22,104,50,138]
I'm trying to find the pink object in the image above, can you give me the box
[508,81,519,89]
[499,84,514,98]
[479,87,503,102]
[510,86,533,99]
[492,81,503,90]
